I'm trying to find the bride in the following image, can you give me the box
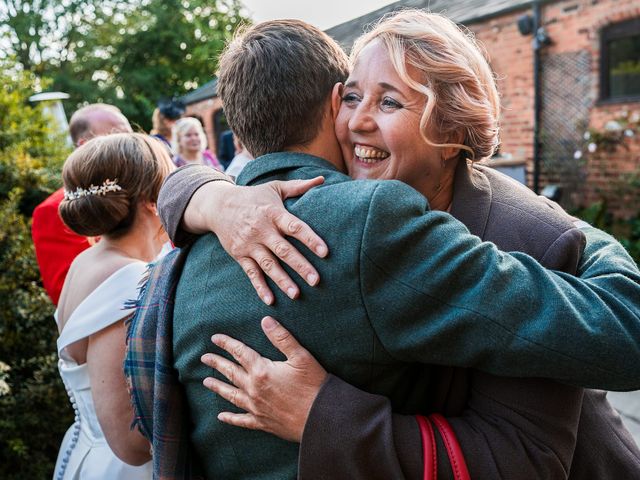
[54,133,173,479]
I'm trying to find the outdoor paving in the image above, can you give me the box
[607,390,640,445]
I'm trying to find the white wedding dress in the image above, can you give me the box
[53,262,152,480]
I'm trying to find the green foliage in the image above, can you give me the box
[0,60,72,479]
[2,1,112,72]
[573,111,640,265]
[612,60,640,76]
[2,0,248,130]
[0,2,247,472]
[574,198,640,265]
[0,63,70,213]
[577,111,640,156]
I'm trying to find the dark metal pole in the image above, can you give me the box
[532,1,542,193]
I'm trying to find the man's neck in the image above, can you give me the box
[284,128,346,173]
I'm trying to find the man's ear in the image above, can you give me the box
[330,83,344,122]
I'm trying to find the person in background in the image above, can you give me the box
[54,133,174,479]
[224,134,253,178]
[31,103,132,305]
[172,117,222,170]
[150,99,185,151]
[217,129,235,170]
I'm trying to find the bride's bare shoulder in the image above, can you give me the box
[57,247,137,324]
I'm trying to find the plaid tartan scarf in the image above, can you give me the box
[125,246,204,480]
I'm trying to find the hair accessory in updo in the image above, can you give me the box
[63,179,122,201]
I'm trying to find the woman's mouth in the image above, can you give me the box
[354,144,390,164]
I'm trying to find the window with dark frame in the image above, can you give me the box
[600,17,640,102]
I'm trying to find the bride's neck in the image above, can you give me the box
[100,220,164,263]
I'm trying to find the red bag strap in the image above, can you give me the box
[429,413,471,480]
[416,415,437,480]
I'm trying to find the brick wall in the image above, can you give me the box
[470,10,536,167]
[184,96,223,155]
[469,0,640,215]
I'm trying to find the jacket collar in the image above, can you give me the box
[450,161,492,238]
[237,151,493,239]
[236,152,340,186]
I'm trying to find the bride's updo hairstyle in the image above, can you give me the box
[59,133,174,238]
[352,10,500,162]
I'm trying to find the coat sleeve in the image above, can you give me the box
[361,181,640,390]
[299,373,583,480]
[299,200,588,480]
[298,375,423,480]
[299,212,640,479]
[436,217,587,480]
[157,164,234,248]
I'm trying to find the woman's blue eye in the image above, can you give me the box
[382,97,402,109]
[341,93,360,104]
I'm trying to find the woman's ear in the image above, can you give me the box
[442,130,465,162]
[331,83,344,122]
[442,145,461,163]
[142,201,159,217]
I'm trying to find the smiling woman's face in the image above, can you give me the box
[335,40,450,202]
[179,127,203,154]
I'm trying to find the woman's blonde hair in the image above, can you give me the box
[172,117,207,156]
[352,10,500,161]
[59,133,174,238]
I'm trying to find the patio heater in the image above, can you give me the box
[28,92,73,146]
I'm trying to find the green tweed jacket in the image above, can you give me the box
[170,153,640,479]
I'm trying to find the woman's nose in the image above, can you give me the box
[348,104,376,133]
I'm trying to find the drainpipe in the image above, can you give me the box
[532,0,543,194]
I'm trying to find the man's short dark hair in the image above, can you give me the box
[157,99,186,120]
[217,20,350,157]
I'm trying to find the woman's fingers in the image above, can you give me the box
[221,179,327,300]
[217,411,263,432]
[275,176,325,198]
[211,333,262,372]
[201,352,247,389]
[245,244,301,300]
[203,322,325,443]
[237,257,274,305]
[268,204,329,261]
[264,235,320,287]
[260,316,306,361]
[202,376,251,412]
[260,316,328,389]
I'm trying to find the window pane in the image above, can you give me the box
[608,34,640,98]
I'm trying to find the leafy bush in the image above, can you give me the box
[0,62,73,479]
[574,198,640,265]
[573,110,640,265]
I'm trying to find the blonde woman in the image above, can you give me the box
[54,134,173,479]
[172,117,222,169]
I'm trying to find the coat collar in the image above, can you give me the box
[236,152,340,186]
[450,161,493,238]
[238,151,493,239]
